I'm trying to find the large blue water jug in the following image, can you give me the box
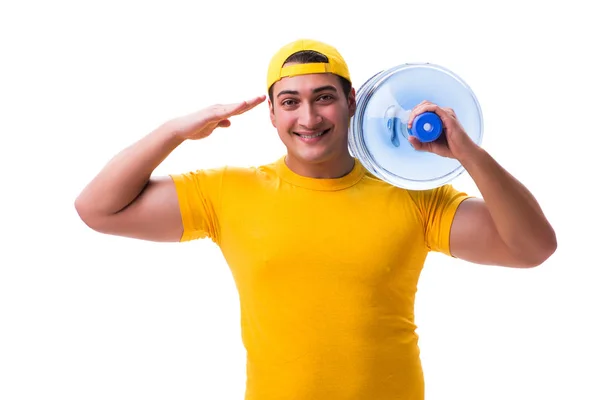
[348,63,484,190]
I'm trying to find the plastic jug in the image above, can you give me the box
[348,63,484,190]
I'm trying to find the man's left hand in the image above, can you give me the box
[407,100,479,161]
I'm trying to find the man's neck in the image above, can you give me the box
[284,153,356,179]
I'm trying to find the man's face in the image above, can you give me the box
[269,72,356,168]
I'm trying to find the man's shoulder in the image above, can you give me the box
[210,157,282,185]
[224,157,279,174]
[173,157,281,183]
[358,168,467,206]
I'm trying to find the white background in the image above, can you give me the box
[1,0,598,399]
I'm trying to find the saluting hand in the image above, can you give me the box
[169,95,266,141]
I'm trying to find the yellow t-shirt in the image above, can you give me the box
[170,156,470,400]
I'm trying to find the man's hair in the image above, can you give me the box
[268,50,352,102]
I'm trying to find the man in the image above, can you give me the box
[75,39,556,399]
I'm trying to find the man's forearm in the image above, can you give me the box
[459,146,557,262]
[75,122,185,217]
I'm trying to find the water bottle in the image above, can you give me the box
[348,63,484,190]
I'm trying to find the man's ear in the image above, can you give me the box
[269,99,276,128]
[348,88,357,118]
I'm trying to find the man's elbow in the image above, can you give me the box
[518,230,558,268]
[74,197,104,233]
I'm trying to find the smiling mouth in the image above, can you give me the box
[293,128,331,139]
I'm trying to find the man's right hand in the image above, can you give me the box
[170,95,266,141]
[75,94,266,242]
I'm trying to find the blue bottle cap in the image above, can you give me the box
[409,111,443,143]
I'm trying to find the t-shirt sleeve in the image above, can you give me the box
[169,167,226,243]
[408,184,472,256]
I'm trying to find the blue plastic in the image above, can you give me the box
[348,63,484,190]
[409,112,443,143]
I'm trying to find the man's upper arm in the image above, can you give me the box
[81,168,224,243]
[79,176,185,242]
[449,198,526,267]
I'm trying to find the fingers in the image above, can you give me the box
[407,100,455,128]
[216,95,266,118]
[237,95,267,114]
[408,135,437,153]
[407,135,426,151]
[408,135,452,157]
[442,107,457,119]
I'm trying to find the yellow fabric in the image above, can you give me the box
[266,38,352,91]
[170,157,470,400]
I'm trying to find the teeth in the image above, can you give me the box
[298,130,326,139]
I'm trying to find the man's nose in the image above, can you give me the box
[298,103,323,129]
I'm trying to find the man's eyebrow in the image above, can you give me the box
[313,85,338,94]
[276,90,299,98]
[276,85,338,98]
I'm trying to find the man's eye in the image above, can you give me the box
[282,99,297,106]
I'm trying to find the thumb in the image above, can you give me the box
[217,119,231,128]
[408,136,426,151]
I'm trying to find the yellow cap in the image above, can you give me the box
[266,39,351,92]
